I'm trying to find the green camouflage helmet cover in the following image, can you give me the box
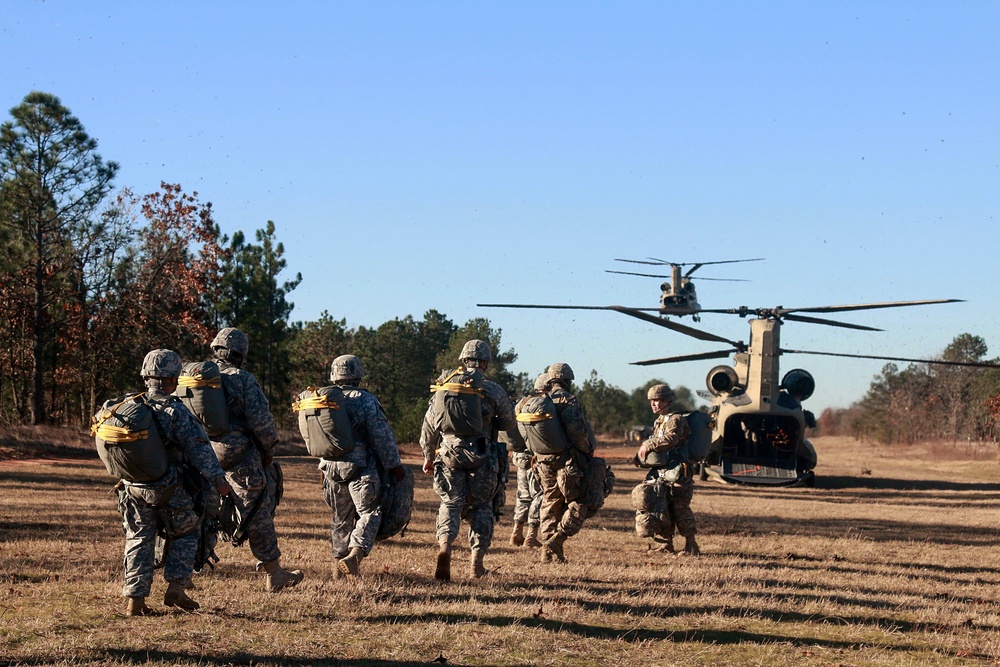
[647,383,675,401]
[330,354,365,383]
[459,339,492,363]
[211,327,249,357]
[546,362,575,381]
[141,349,182,378]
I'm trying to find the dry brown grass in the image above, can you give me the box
[2,435,1000,666]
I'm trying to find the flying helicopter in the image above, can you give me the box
[606,257,763,320]
[480,294,996,487]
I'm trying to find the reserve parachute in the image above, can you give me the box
[92,394,169,482]
[173,361,230,437]
[293,386,356,459]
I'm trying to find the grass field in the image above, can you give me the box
[2,433,1000,666]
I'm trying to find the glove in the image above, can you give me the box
[389,465,406,483]
[262,452,273,467]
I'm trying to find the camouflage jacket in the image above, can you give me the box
[214,359,279,453]
[335,384,402,470]
[419,370,524,460]
[645,412,691,456]
[141,388,226,484]
[549,386,594,455]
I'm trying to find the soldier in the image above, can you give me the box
[509,373,548,549]
[116,349,232,616]
[209,327,304,592]
[319,355,406,577]
[534,362,595,563]
[420,339,524,580]
[634,383,699,555]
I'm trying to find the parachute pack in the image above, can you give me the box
[430,368,485,437]
[173,361,230,437]
[583,456,615,514]
[92,394,169,483]
[293,386,356,459]
[516,392,568,454]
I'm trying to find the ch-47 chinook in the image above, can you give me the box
[480,297,998,487]
[606,257,763,320]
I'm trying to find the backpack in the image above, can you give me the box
[376,466,415,541]
[92,394,169,483]
[516,392,569,454]
[430,368,485,437]
[583,456,615,513]
[293,386,356,460]
[173,361,230,437]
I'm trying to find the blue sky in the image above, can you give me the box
[3,2,998,411]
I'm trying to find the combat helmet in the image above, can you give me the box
[647,384,675,402]
[459,339,492,365]
[141,349,182,378]
[546,362,575,382]
[212,327,249,364]
[533,373,549,392]
[330,355,365,384]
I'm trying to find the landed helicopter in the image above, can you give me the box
[480,297,997,487]
[606,257,763,320]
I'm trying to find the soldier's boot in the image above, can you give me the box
[435,539,452,582]
[260,559,305,593]
[508,522,525,547]
[542,531,568,563]
[126,596,153,617]
[524,524,542,549]
[683,535,700,556]
[338,548,366,577]
[470,549,487,578]
[163,582,200,611]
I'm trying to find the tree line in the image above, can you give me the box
[815,333,1000,443]
[0,91,689,442]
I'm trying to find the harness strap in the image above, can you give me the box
[517,412,554,423]
[177,374,222,389]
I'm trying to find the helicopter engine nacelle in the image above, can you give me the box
[706,365,741,396]
[780,369,815,402]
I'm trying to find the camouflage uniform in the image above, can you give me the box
[535,385,595,546]
[420,374,521,552]
[213,358,283,565]
[320,385,402,558]
[511,450,542,528]
[118,386,227,598]
[639,412,697,540]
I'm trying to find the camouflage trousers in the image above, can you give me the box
[512,453,542,526]
[638,468,697,538]
[117,477,201,598]
[536,453,590,543]
[322,457,383,558]
[224,449,281,565]
[432,453,501,551]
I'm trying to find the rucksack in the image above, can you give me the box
[516,392,569,454]
[583,456,615,513]
[293,386,356,460]
[430,368,485,437]
[173,361,230,437]
[376,466,415,541]
[92,394,169,483]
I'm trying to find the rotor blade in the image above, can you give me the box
[478,303,661,312]
[607,306,745,346]
[782,349,1000,368]
[631,349,737,366]
[605,269,670,278]
[613,258,671,266]
[689,277,752,283]
[779,298,964,316]
[782,313,883,331]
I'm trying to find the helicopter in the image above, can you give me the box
[480,297,997,487]
[606,257,763,320]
